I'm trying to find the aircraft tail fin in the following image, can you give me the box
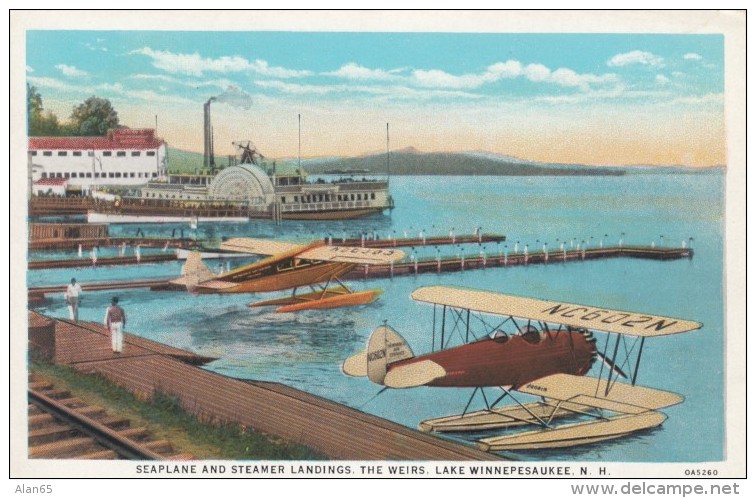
[342,324,415,385]
[170,251,216,288]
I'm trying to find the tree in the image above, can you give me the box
[27,84,61,136]
[69,96,120,136]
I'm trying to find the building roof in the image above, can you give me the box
[29,128,165,151]
[34,178,69,186]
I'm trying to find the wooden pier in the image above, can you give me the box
[26,245,693,300]
[28,254,178,270]
[345,245,694,279]
[27,312,502,461]
[27,233,505,270]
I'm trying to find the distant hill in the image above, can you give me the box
[302,148,625,176]
[165,146,723,177]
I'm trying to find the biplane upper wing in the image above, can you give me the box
[219,237,305,255]
[411,286,701,337]
[298,245,405,265]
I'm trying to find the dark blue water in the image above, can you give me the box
[29,172,725,462]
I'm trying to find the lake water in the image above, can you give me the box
[28,172,726,463]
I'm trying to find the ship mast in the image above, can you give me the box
[386,122,390,186]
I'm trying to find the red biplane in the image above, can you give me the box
[171,238,404,312]
[343,285,701,450]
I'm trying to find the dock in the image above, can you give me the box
[28,312,502,461]
[27,245,693,300]
[345,245,694,279]
[27,233,505,270]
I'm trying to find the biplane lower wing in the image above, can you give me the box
[476,411,668,451]
[421,373,682,451]
[516,373,684,411]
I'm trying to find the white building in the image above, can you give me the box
[28,129,167,192]
[32,177,68,196]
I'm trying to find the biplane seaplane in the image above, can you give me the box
[170,238,404,312]
[343,285,701,451]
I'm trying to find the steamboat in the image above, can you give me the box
[29,100,393,223]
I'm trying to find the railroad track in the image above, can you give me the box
[28,375,193,460]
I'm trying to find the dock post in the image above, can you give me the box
[543,243,548,263]
[390,260,394,279]
[504,246,508,266]
[78,244,83,258]
[524,245,529,265]
[461,247,465,271]
[481,248,486,267]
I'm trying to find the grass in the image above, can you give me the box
[30,359,325,460]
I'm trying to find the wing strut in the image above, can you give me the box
[461,387,481,417]
[465,309,471,343]
[496,386,551,428]
[631,337,646,386]
[440,305,446,351]
[432,304,437,351]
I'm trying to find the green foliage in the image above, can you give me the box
[27,84,61,136]
[27,88,121,137]
[69,96,120,136]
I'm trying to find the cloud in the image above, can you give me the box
[411,60,522,89]
[55,64,88,78]
[607,50,664,67]
[83,42,107,52]
[410,60,617,93]
[656,74,671,85]
[129,73,234,91]
[27,76,192,105]
[131,47,310,78]
[254,80,480,100]
[683,53,703,61]
[27,76,89,93]
[325,63,401,81]
[26,65,34,73]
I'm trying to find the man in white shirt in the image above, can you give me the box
[65,278,83,321]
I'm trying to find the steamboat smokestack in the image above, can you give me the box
[203,97,216,169]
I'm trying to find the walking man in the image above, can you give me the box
[104,296,126,354]
[65,278,83,321]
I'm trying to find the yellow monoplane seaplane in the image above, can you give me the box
[170,238,404,312]
[343,285,701,451]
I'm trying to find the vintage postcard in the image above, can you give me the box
[10,9,746,490]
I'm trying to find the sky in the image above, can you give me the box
[25,30,725,167]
